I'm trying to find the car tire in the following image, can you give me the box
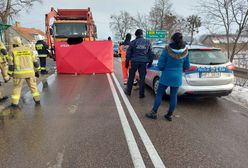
[153,77,160,95]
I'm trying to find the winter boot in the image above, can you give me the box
[146,110,157,119]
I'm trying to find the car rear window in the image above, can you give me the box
[189,49,229,65]
[152,47,163,60]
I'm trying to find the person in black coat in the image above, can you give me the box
[35,39,49,74]
[125,29,154,98]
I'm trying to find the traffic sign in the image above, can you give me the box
[146,30,167,39]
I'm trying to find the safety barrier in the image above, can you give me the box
[234,67,248,79]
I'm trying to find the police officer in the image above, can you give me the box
[0,42,10,102]
[35,37,49,74]
[125,29,154,98]
[8,36,41,107]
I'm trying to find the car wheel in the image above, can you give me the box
[153,77,160,95]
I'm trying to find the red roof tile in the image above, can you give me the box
[12,26,45,42]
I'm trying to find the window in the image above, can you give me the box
[189,49,229,65]
[152,47,163,60]
[54,23,87,38]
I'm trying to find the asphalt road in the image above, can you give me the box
[0,57,247,168]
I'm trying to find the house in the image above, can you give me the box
[8,22,46,49]
[201,34,248,52]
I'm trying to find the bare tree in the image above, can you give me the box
[133,13,151,31]
[109,11,135,40]
[0,0,42,44]
[198,0,248,62]
[186,15,201,45]
[149,0,172,30]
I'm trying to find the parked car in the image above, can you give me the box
[136,44,235,97]
[113,42,120,57]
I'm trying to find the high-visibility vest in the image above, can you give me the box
[119,45,129,62]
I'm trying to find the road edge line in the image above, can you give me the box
[107,73,146,168]
[111,73,166,168]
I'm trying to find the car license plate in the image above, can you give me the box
[201,72,221,78]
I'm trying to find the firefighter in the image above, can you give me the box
[0,42,10,102]
[8,36,41,107]
[35,36,49,74]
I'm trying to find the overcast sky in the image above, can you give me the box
[17,0,199,39]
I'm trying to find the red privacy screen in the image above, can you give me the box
[55,40,113,74]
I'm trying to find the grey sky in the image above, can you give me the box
[18,0,199,39]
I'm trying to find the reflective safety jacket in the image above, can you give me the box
[35,40,49,58]
[119,45,130,62]
[8,46,40,78]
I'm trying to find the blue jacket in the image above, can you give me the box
[126,36,153,63]
[158,46,190,87]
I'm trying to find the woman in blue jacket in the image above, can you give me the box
[146,32,190,121]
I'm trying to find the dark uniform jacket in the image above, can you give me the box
[126,36,154,63]
[35,40,49,55]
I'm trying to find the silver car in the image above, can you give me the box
[137,45,235,97]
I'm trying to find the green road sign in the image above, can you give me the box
[0,23,11,31]
[0,23,11,42]
[146,30,167,39]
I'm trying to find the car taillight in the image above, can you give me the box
[226,64,235,71]
[184,66,197,72]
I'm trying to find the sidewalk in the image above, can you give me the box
[224,86,248,109]
[0,58,56,111]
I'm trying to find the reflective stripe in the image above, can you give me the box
[38,54,47,58]
[8,71,13,75]
[14,70,34,74]
[32,92,40,97]
[36,66,41,71]
[36,44,43,50]
[11,95,20,100]
[13,50,32,56]
[40,67,46,70]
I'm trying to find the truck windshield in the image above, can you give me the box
[54,23,87,38]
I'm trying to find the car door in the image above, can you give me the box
[145,47,163,87]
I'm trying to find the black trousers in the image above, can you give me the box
[39,57,47,72]
[127,61,147,96]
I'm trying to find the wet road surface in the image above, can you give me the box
[0,58,247,168]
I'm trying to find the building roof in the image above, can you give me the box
[12,25,45,42]
[202,34,248,44]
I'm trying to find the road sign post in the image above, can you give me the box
[0,23,11,42]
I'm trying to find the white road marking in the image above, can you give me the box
[107,73,146,168]
[48,147,65,168]
[111,73,166,168]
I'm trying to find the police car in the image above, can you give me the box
[139,45,235,97]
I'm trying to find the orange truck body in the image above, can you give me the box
[45,7,97,58]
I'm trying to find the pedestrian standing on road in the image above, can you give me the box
[120,33,137,85]
[146,32,190,121]
[0,42,10,102]
[8,36,41,108]
[35,37,49,75]
[124,29,154,98]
